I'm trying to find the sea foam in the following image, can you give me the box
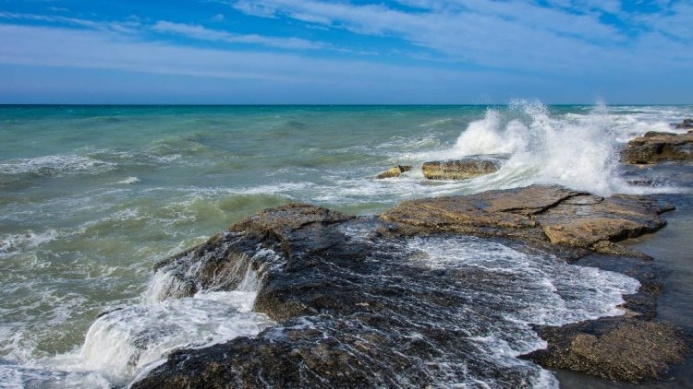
[0,154,116,177]
[46,248,276,386]
[405,101,667,196]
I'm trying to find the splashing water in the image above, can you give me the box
[1,247,276,387]
[423,101,639,196]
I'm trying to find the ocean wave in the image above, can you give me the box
[386,101,688,197]
[0,155,116,178]
[0,230,60,259]
[115,177,141,185]
[33,247,279,386]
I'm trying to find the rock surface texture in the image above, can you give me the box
[132,186,686,388]
[422,159,500,180]
[375,165,412,179]
[621,131,693,164]
[380,185,673,258]
[525,318,687,382]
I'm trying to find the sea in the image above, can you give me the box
[1,102,692,388]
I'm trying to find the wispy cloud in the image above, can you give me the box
[151,21,328,50]
[228,0,691,74]
[0,23,492,87]
[0,11,141,34]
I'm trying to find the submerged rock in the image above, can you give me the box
[621,131,693,164]
[132,188,684,388]
[375,165,412,179]
[422,158,499,180]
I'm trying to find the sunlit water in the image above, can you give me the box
[1,103,692,387]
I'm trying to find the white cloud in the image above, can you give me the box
[0,11,330,51]
[151,21,328,50]
[0,22,500,90]
[0,11,141,34]
[211,13,225,22]
[632,1,693,41]
[227,0,692,75]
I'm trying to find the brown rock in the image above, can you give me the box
[621,131,693,164]
[376,165,412,179]
[524,318,688,383]
[380,185,672,256]
[422,159,499,180]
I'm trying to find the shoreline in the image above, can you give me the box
[130,184,690,388]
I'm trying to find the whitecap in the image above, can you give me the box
[0,230,60,259]
[0,154,116,177]
[116,177,141,185]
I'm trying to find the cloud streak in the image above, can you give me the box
[228,0,692,74]
[151,21,328,50]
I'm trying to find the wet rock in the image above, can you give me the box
[621,131,693,164]
[380,185,673,257]
[674,118,693,129]
[376,165,412,179]
[422,158,499,180]
[132,189,684,388]
[627,177,654,186]
[134,208,561,387]
[524,318,688,383]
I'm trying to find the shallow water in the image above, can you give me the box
[1,103,692,387]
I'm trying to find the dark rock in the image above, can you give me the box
[422,158,499,180]
[621,131,693,164]
[674,118,693,129]
[376,165,412,179]
[524,318,687,383]
[627,177,654,186]
[132,188,685,388]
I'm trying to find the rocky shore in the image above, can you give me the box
[132,184,688,388]
[621,119,693,165]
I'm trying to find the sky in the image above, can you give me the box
[0,0,692,104]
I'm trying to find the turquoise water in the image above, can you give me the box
[1,103,692,387]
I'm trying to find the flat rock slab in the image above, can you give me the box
[422,158,500,180]
[621,131,693,164]
[380,185,673,257]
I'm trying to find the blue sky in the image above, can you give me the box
[0,0,691,104]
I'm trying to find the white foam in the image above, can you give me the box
[0,364,111,389]
[406,235,639,385]
[450,109,528,157]
[0,154,116,177]
[116,176,141,185]
[373,101,692,198]
[48,293,272,385]
[142,271,194,304]
[42,260,274,386]
[0,230,60,259]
